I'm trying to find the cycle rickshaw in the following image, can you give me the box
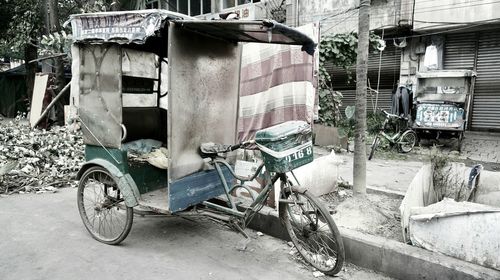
[68,10,344,275]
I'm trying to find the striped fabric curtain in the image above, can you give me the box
[237,23,319,142]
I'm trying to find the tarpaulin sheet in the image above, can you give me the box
[238,23,319,142]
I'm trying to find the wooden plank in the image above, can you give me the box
[29,73,49,128]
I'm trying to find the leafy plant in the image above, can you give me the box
[318,32,384,127]
[318,89,343,126]
[0,0,112,59]
[337,106,356,139]
[40,31,73,57]
[366,111,386,135]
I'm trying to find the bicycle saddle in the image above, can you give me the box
[199,142,231,158]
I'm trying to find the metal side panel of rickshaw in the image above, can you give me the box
[78,44,123,149]
[166,23,241,212]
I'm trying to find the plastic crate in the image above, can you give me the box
[255,121,313,173]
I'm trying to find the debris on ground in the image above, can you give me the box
[312,271,325,277]
[0,117,84,194]
[322,186,403,242]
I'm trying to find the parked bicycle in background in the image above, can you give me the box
[368,109,417,160]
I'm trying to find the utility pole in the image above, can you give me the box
[47,0,66,125]
[353,0,371,196]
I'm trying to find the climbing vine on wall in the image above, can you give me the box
[318,32,384,127]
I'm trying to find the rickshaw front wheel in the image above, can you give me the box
[279,183,345,275]
[77,166,133,245]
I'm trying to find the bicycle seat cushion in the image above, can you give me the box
[199,142,231,158]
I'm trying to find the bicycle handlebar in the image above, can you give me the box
[381,109,408,121]
[229,143,241,151]
[229,140,255,152]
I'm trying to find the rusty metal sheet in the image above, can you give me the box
[121,48,158,79]
[69,10,192,44]
[78,44,122,148]
[167,24,240,181]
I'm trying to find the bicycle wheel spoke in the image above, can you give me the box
[77,168,133,244]
[280,186,344,275]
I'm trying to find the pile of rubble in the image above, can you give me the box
[0,117,84,194]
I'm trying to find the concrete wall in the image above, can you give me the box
[398,36,440,93]
[293,0,403,34]
[399,38,421,93]
[414,0,500,31]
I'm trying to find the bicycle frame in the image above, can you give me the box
[377,115,405,144]
[369,110,417,161]
[379,130,402,144]
[201,158,284,223]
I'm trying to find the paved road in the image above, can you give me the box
[0,188,392,280]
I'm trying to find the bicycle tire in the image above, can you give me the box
[398,130,417,153]
[77,166,133,245]
[279,184,344,275]
[368,135,380,160]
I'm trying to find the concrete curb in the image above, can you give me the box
[367,185,405,198]
[248,209,500,280]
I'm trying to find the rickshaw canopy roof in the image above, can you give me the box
[172,20,316,54]
[68,10,315,54]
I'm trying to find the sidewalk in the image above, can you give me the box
[315,147,423,193]
[461,131,500,164]
[324,130,500,194]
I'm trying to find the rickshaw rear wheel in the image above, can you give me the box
[279,183,345,276]
[77,166,133,245]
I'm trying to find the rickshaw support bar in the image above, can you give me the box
[202,201,246,218]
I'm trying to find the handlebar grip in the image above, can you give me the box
[229,143,241,151]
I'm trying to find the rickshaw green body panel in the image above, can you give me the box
[77,162,140,207]
[78,145,168,207]
[169,167,232,212]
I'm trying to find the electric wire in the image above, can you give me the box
[288,0,500,29]
[319,1,500,36]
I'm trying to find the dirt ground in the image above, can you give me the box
[311,146,410,243]
[322,187,404,242]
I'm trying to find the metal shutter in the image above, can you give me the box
[444,32,476,70]
[471,31,500,130]
[324,41,401,112]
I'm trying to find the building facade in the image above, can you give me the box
[405,0,500,131]
[134,0,500,131]
[292,0,500,131]
[140,0,281,21]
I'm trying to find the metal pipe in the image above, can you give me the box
[202,201,246,217]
